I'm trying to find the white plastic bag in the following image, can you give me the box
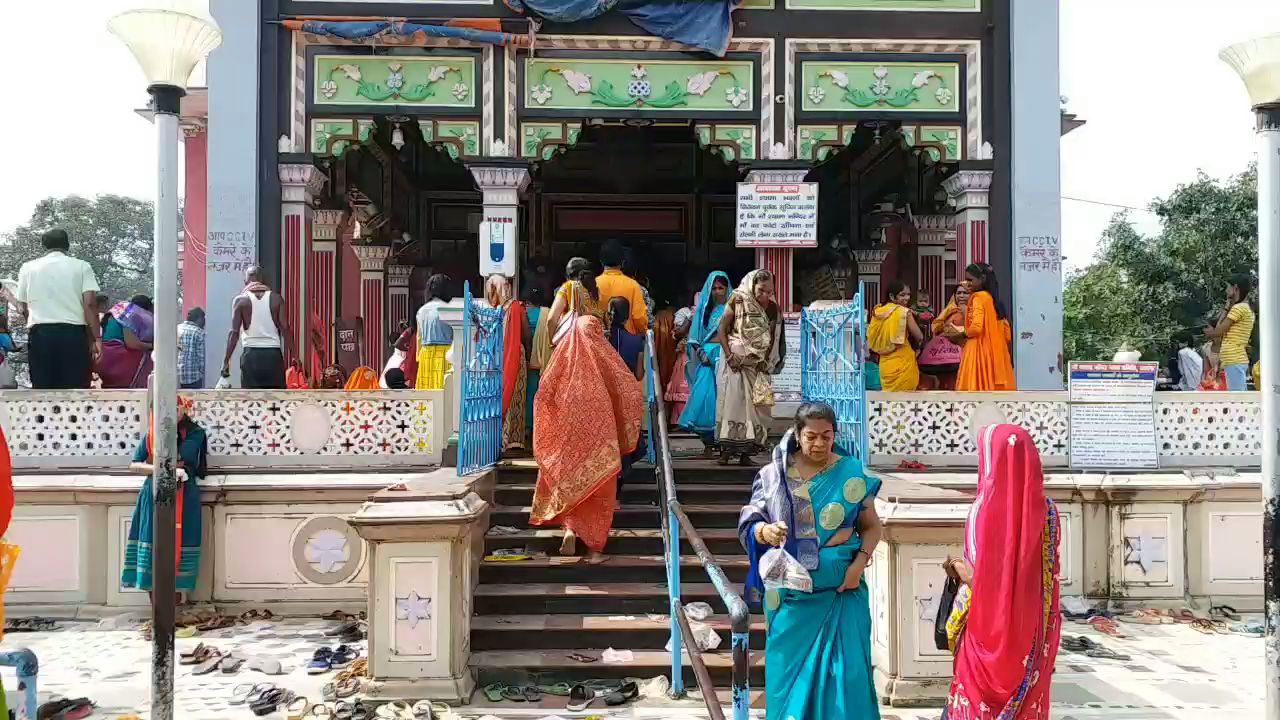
[683,601,714,621]
[760,547,813,593]
[666,620,722,652]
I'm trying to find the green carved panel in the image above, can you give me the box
[696,124,757,162]
[902,124,962,161]
[314,55,477,107]
[435,120,481,159]
[525,58,754,112]
[741,0,776,7]
[787,0,978,9]
[802,61,960,113]
[521,122,583,160]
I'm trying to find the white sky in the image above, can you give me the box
[0,0,1277,272]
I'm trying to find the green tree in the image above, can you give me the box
[0,194,156,303]
[1064,166,1258,362]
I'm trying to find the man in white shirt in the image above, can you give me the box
[1176,335,1204,392]
[15,229,101,389]
[221,266,290,389]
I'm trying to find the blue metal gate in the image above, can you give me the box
[458,280,506,475]
[800,283,868,461]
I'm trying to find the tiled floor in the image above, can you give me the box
[0,613,1262,719]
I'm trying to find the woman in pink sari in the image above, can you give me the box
[943,423,1061,720]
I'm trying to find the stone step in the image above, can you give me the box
[494,483,751,508]
[474,582,733,616]
[471,613,766,651]
[479,554,749,584]
[496,460,761,486]
[470,648,766,686]
[489,504,742,530]
[484,528,744,558]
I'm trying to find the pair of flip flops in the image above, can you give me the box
[322,678,362,701]
[373,700,451,719]
[1060,635,1131,660]
[482,684,541,703]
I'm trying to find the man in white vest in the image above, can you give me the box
[221,266,290,389]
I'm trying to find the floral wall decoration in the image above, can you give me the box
[524,58,755,112]
[801,61,961,113]
[313,55,477,107]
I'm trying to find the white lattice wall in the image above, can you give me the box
[1154,395,1262,465]
[0,389,445,470]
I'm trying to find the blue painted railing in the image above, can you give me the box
[646,332,750,720]
[458,281,506,475]
[800,284,868,462]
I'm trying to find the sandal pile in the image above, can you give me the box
[1060,635,1131,660]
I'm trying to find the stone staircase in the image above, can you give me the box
[470,455,767,689]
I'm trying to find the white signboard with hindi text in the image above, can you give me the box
[1068,361,1158,469]
[736,183,818,248]
[773,313,803,402]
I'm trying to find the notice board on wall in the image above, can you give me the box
[736,183,818,248]
[1068,361,1158,469]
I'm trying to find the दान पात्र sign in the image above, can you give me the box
[736,183,818,248]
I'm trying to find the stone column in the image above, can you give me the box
[388,265,413,339]
[309,210,344,372]
[743,160,812,311]
[913,215,953,310]
[855,247,890,315]
[353,245,392,372]
[181,124,208,316]
[279,161,327,369]
[943,167,994,272]
[466,159,530,290]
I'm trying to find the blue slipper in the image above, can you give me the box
[306,647,334,675]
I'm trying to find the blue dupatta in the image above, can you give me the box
[684,271,729,380]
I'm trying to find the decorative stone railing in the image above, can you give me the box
[868,390,1261,468]
[0,388,450,471]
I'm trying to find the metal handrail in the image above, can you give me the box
[644,332,751,720]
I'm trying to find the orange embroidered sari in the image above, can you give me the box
[529,315,645,552]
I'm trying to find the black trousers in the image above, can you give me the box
[240,347,286,389]
[29,323,91,389]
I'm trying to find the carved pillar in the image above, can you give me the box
[353,245,392,372]
[913,215,954,310]
[855,247,890,315]
[743,160,812,311]
[279,161,327,369]
[311,209,345,373]
[943,168,993,272]
[387,265,413,338]
[466,160,531,289]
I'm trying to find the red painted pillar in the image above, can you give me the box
[943,169,993,271]
[278,163,327,369]
[913,215,952,309]
[310,209,344,377]
[181,126,208,315]
[754,248,794,311]
[387,265,413,337]
[352,245,391,371]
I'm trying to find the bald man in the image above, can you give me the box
[221,267,290,389]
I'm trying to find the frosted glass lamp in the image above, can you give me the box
[108,0,222,93]
[1220,33,1280,108]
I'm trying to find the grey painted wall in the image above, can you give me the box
[205,0,262,385]
[1010,0,1065,390]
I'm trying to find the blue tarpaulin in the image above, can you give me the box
[505,0,740,57]
[286,20,528,47]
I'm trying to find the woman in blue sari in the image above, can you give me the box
[677,271,730,457]
[739,401,883,720]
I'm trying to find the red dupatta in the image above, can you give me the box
[501,300,525,413]
[946,423,1061,720]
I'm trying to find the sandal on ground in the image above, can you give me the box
[234,683,275,706]
[190,649,225,675]
[335,658,368,681]
[308,647,335,675]
[333,702,355,720]
[250,689,287,717]
[566,685,597,712]
[522,686,543,702]
[219,653,245,673]
[285,697,311,720]
[604,680,639,706]
[1211,605,1241,621]
[179,642,214,665]
[1085,646,1132,661]
[330,645,358,669]
[410,700,444,718]
[351,704,371,720]
[375,701,414,719]
[307,704,333,719]
[335,678,360,698]
[537,682,573,697]
[482,684,504,703]
[327,620,361,637]
[500,685,525,702]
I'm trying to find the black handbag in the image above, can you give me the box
[934,576,960,651]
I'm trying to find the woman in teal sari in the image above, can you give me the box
[739,402,883,720]
[677,271,730,457]
[121,396,207,600]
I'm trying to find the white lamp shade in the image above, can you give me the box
[108,1,222,90]
[1220,33,1280,108]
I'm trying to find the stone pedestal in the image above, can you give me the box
[348,468,493,705]
[855,247,890,313]
[869,486,968,707]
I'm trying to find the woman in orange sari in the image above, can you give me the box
[951,264,1016,391]
[529,314,644,564]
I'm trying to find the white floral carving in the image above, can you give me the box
[628,79,652,99]
[825,70,850,89]
[395,590,432,629]
[631,64,647,79]
[530,84,553,105]
[386,62,405,91]
[304,529,350,574]
[726,86,750,108]
[452,83,469,101]
[911,70,938,88]
[337,64,362,82]
[807,86,826,104]
[427,66,451,83]
[686,71,720,97]
[935,87,954,105]
[559,69,593,95]
[319,80,338,99]
[871,77,890,97]
[873,65,889,79]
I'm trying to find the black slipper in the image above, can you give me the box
[567,685,595,712]
[522,686,542,702]
[500,685,525,702]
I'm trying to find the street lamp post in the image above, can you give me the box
[1221,32,1280,720]
[107,4,220,720]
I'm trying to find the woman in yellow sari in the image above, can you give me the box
[868,281,923,391]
